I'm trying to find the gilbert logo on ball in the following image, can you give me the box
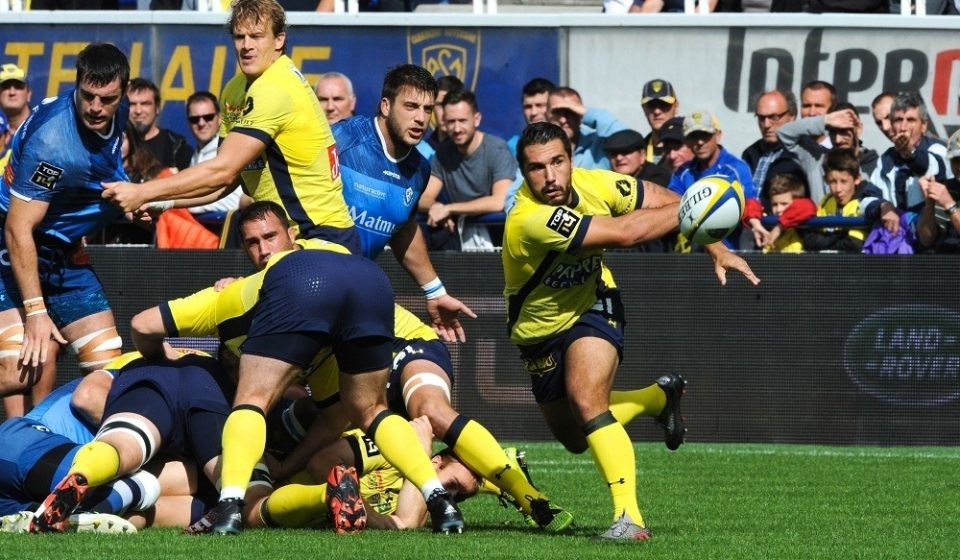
[678,176,745,245]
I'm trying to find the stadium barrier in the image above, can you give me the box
[16,247,957,447]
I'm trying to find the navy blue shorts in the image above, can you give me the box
[243,250,394,374]
[0,235,110,327]
[517,291,626,404]
[0,417,80,514]
[103,355,229,465]
[387,338,455,418]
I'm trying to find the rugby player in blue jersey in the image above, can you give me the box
[333,64,476,342]
[0,43,129,403]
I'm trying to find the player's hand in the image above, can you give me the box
[19,312,67,372]
[102,181,147,213]
[409,415,435,451]
[707,246,760,286]
[426,293,477,343]
[214,277,241,291]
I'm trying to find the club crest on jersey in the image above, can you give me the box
[243,97,254,116]
[546,207,580,238]
[30,162,64,190]
[403,186,414,206]
[407,28,481,92]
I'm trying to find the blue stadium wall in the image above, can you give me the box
[41,248,960,447]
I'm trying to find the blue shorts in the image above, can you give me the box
[387,338,455,418]
[0,232,110,327]
[104,355,229,465]
[0,417,80,515]
[517,290,626,404]
[243,250,394,374]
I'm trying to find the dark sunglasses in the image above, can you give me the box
[188,113,217,125]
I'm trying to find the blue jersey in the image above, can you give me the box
[333,116,431,259]
[24,378,97,444]
[0,89,128,245]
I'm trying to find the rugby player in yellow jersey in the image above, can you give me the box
[504,122,759,542]
[127,202,465,535]
[103,0,356,251]
[219,200,571,533]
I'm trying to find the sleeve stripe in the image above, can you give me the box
[159,303,179,337]
[567,215,592,253]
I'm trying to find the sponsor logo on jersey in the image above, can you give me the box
[242,157,266,172]
[545,207,580,238]
[352,181,386,200]
[616,179,632,197]
[407,28,481,92]
[350,206,397,236]
[328,144,340,181]
[30,161,64,190]
[382,169,400,180]
[543,254,603,289]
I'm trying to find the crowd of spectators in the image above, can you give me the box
[2,58,958,254]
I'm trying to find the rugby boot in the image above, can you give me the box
[30,473,89,533]
[326,464,367,534]
[425,488,464,534]
[655,373,687,451]
[184,498,244,535]
[597,512,651,542]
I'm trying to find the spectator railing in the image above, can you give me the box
[759,215,868,229]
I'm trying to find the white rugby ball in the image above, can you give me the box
[678,176,745,245]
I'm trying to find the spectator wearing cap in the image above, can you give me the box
[0,111,11,171]
[917,130,960,253]
[659,116,694,178]
[741,89,807,210]
[0,63,32,135]
[639,79,680,170]
[603,129,671,187]
[547,86,627,170]
[670,111,756,250]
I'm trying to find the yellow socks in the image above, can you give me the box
[220,405,267,501]
[368,411,440,495]
[609,384,667,426]
[260,483,327,528]
[583,411,644,525]
[449,417,545,513]
[69,441,121,486]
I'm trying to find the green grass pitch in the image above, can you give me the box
[3,442,957,560]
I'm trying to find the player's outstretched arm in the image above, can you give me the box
[102,132,265,213]
[704,243,761,286]
[581,202,681,249]
[390,221,476,343]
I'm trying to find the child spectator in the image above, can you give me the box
[742,173,815,253]
[803,149,883,253]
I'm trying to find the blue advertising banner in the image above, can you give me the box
[1,25,559,151]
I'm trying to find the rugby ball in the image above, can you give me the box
[678,176,745,245]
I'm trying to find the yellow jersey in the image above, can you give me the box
[219,54,358,250]
[503,168,639,345]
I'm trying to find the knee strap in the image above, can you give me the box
[96,415,159,470]
[0,323,24,359]
[402,372,451,410]
[71,327,122,371]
